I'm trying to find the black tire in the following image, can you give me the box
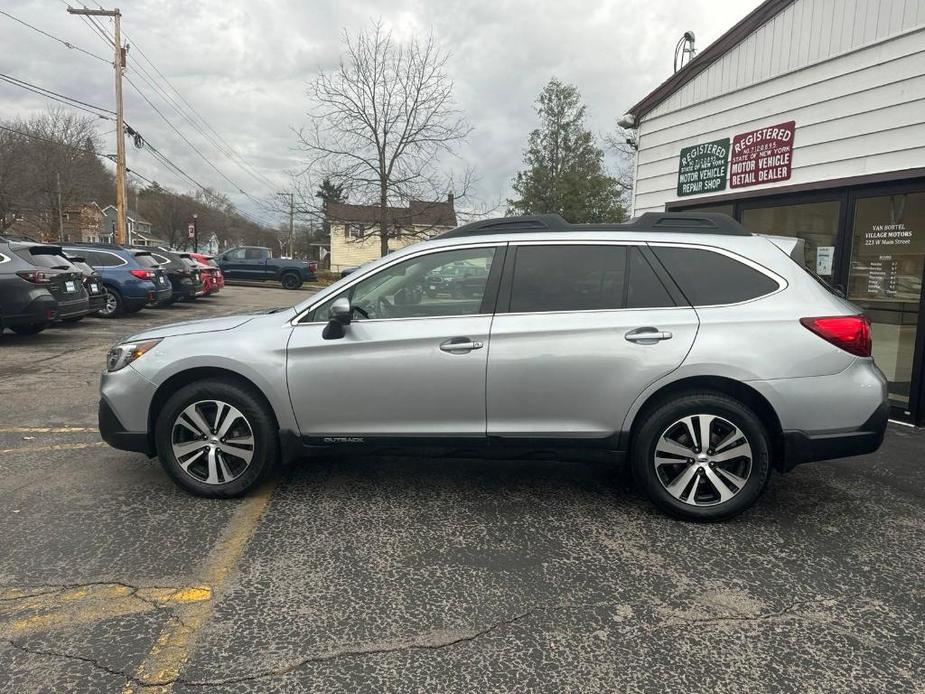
[280,272,302,290]
[155,378,279,498]
[631,391,771,522]
[10,323,48,335]
[98,287,123,318]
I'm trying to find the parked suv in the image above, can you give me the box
[0,238,91,334]
[216,246,316,289]
[63,254,108,318]
[63,243,172,317]
[98,213,888,521]
[131,246,203,304]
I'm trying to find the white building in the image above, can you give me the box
[624,0,925,424]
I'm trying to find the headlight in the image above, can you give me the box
[106,338,162,372]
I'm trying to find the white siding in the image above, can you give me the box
[632,0,925,214]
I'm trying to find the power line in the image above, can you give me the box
[61,2,275,228]
[0,122,150,185]
[0,8,110,63]
[124,74,275,221]
[0,72,115,120]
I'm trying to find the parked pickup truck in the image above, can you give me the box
[215,246,317,289]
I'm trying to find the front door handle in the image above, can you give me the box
[625,327,673,344]
[439,337,484,354]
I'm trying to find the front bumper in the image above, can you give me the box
[780,399,889,471]
[99,398,154,456]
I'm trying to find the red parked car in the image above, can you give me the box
[189,252,224,295]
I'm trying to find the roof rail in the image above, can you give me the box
[435,214,568,238]
[63,240,126,250]
[436,211,750,238]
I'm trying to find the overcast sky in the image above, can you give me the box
[2,0,762,226]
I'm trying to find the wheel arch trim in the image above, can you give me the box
[622,373,784,470]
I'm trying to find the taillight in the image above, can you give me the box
[800,315,871,357]
[130,269,154,280]
[16,270,50,284]
[308,261,318,272]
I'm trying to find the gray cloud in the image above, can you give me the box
[1,0,761,224]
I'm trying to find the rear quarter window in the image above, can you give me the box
[134,254,161,268]
[652,246,780,305]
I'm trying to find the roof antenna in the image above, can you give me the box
[674,31,697,73]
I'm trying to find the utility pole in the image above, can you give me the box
[67,6,127,245]
[278,192,294,257]
[193,213,199,253]
[56,172,64,241]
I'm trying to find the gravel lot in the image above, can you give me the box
[1,285,923,693]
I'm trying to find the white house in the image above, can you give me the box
[623,0,925,423]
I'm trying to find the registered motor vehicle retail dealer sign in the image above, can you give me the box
[730,121,796,189]
[677,138,730,196]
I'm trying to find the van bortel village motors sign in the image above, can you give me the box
[730,121,796,188]
[676,138,730,196]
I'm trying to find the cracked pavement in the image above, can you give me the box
[1,285,924,693]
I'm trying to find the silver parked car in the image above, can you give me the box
[99,213,888,521]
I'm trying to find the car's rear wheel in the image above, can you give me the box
[10,323,48,335]
[98,288,123,318]
[631,392,771,521]
[155,379,279,497]
[280,272,302,290]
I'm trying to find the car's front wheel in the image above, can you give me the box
[631,392,771,521]
[155,379,279,497]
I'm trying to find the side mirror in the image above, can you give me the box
[323,297,352,340]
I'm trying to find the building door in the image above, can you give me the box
[847,191,925,422]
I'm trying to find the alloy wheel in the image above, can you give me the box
[99,290,118,316]
[653,414,752,507]
[170,400,255,485]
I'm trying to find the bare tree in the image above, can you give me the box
[299,21,471,257]
[0,108,113,235]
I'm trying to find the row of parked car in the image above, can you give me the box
[0,236,225,335]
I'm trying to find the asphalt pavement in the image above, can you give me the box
[0,285,923,693]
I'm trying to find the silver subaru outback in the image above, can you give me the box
[99,213,888,521]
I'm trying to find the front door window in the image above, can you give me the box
[313,247,496,321]
[848,192,925,413]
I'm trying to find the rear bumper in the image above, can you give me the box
[3,293,58,326]
[780,398,889,471]
[99,398,154,456]
[55,296,91,320]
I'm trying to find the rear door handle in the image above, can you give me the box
[439,337,484,353]
[625,327,673,343]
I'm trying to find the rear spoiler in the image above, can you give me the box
[763,235,806,266]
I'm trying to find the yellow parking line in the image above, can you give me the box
[0,441,106,455]
[0,583,212,638]
[124,478,279,693]
[0,426,96,433]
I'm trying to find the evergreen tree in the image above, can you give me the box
[508,78,627,223]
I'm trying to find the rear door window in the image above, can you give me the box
[80,250,124,267]
[245,248,269,260]
[651,246,780,305]
[509,245,626,313]
[626,248,675,308]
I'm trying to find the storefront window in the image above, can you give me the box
[686,204,734,216]
[848,192,925,410]
[741,201,840,277]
